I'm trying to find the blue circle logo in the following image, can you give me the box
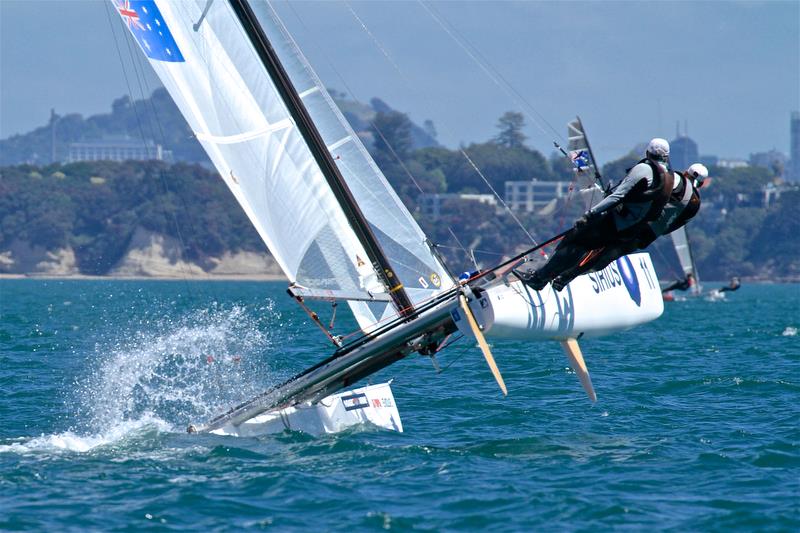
[616,256,641,306]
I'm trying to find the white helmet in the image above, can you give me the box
[686,163,708,187]
[646,138,670,161]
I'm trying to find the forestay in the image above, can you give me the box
[113,0,453,331]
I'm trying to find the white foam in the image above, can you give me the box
[0,415,171,454]
[782,326,797,337]
[705,290,726,302]
[76,303,281,433]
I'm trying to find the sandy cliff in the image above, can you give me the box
[0,228,284,280]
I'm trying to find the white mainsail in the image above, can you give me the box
[113,0,453,330]
[670,226,701,294]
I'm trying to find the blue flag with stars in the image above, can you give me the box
[570,149,591,172]
[116,0,184,63]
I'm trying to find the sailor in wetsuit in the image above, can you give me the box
[519,138,673,291]
[549,163,708,290]
[718,276,741,292]
[662,272,695,294]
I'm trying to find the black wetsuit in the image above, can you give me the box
[662,276,693,293]
[549,171,701,289]
[521,157,672,290]
[718,282,741,293]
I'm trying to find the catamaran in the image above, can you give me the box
[113,0,663,436]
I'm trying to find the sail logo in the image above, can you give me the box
[116,0,185,63]
[587,257,641,306]
[616,256,641,306]
[588,263,623,293]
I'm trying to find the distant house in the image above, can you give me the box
[762,183,785,208]
[66,137,171,163]
[715,158,749,169]
[505,180,571,213]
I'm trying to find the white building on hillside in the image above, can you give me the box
[505,180,571,213]
[67,137,170,163]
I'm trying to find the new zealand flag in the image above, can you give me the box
[116,0,184,63]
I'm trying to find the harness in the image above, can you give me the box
[667,175,701,233]
[624,157,673,222]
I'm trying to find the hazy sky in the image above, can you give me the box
[1,0,798,165]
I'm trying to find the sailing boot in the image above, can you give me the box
[515,269,549,291]
[551,275,569,292]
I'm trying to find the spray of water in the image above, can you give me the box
[78,302,282,432]
[0,301,286,454]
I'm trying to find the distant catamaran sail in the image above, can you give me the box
[113,0,664,436]
[565,116,605,210]
[670,226,702,295]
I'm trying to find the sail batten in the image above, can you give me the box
[298,86,320,98]
[327,137,351,152]
[195,119,293,144]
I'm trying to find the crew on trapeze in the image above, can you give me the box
[518,138,674,291]
[548,161,709,289]
[662,272,695,294]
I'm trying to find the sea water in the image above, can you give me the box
[1,279,797,530]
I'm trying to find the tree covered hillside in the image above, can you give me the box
[2,94,797,280]
[2,152,797,280]
[0,162,263,274]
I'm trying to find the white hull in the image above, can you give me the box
[457,253,663,340]
[210,382,402,437]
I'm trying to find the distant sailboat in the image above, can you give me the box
[113,0,664,436]
[669,225,702,296]
[566,116,605,196]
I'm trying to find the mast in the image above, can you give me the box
[228,0,414,317]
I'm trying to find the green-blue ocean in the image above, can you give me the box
[1,279,797,531]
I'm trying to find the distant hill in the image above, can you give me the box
[0,88,438,166]
[0,161,276,277]
[2,90,797,282]
[332,91,439,151]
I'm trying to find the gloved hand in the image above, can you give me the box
[575,211,594,228]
